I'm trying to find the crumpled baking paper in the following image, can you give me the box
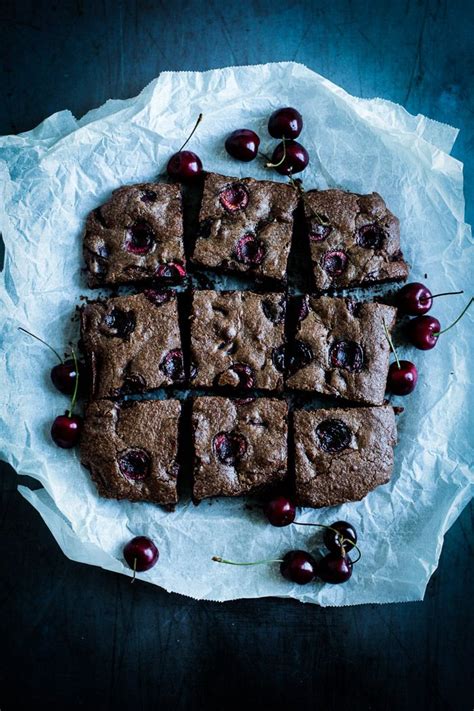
[0,62,472,606]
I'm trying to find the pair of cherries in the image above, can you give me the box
[386,284,471,396]
[19,328,84,448]
[213,496,359,585]
[225,107,309,176]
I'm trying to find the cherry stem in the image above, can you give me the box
[435,297,473,336]
[288,176,330,226]
[293,521,362,564]
[178,113,203,152]
[18,327,63,363]
[212,556,284,566]
[266,136,286,168]
[67,348,79,418]
[383,320,400,369]
[420,289,463,304]
[131,557,137,583]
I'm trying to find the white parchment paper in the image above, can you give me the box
[1,62,473,605]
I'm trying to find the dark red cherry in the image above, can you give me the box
[159,349,185,381]
[268,107,303,139]
[118,449,150,481]
[407,315,440,350]
[357,223,385,249]
[265,496,296,527]
[101,308,136,339]
[227,363,255,389]
[213,431,247,465]
[317,552,353,584]
[50,359,83,395]
[288,340,314,374]
[387,360,418,395]
[323,521,357,554]
[166,150,202,182]
[321,250,348,276]
[219,184,249,213]
[262,296,286,323]
[225,129,260,162]
[123,536,159,573]
[397,282,433,315]
[234,234,266,266]
[125,220,155,254]
[270,140,309,175]
[51,413,82,448]
[140,190,157,203]
[280,550,316,584]
[308,222,332,242]
[329,340,364,372]
[295,295,309,321]
[315,419,351,453]
[143,289,172,306]
[155,261,186,283]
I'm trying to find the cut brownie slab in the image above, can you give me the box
[303,189,409,291]
[192,396,288,501]
[286,296,397,406]
[80,399,180,506]
[192,172,299,282]
[190,290,286,391]
[83,182,186,287]
[294,406,397,508]
[81,290,184,398]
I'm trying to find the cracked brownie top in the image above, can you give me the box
[303,189,409,291]
[294,405,397,508]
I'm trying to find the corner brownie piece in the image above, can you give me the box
[294,406,397,508]
[192,396,288,501]
[83,182,185,287]
[81,290,184,398]
[303,189,409,291]
[190,290,286,391]
[286,296,397,406]
[80,399,180,506]
[192,172,298,282]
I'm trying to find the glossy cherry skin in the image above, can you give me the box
[123,536,159,572]
[323,521,357,554]
[225,129,260,161]
[167,150,202,182]
[317,553,353,584]
[51,413,82,448]
[387,360,418,395]
[407,315,440,350]
[50,359,83,395]
[265,496,296,527]
[397,282,433,315]
[270,140,309,175]
[268,107,303,139]
[280,550,317,584]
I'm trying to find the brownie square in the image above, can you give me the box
[303,189,409,291]
[294,406,397,508]
[192,396,288,501]
[190,290,286,391]
[286,296,397,405]
[80,290,184,398]
[83,182,186,287]
[191,172,299,282]
[80,398,180,506]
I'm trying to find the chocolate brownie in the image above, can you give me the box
[80,291,184,398]
[192,396,288,500]
[190,290,286,391]
[286,296,397,405]
[80,398,180,506]
[191,172,299,282]
[303,189,409,291]
[83,182,185,287]
[294,405,397,508]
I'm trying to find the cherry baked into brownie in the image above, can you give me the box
[83,182,186,287]
[80,290,185,398]
[80,399,181,507]
[192,396,288,501]
[303,189,409,291]
[294,406,397,507]
[286,296,397,406]
[191,172,299,283]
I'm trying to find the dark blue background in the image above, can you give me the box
[1,1,472,709]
